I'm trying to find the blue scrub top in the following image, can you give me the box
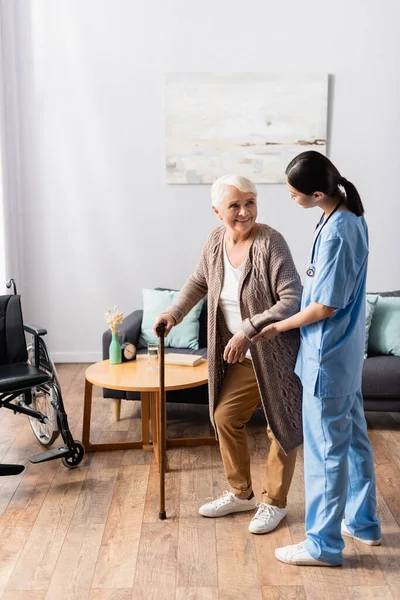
[295,210,369,398]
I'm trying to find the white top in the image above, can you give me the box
[218,244,252,360]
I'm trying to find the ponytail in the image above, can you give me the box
[286,151,365,217]
[340,177,364,217]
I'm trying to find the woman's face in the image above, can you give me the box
[287,180,323,208]
[213,185,258,235]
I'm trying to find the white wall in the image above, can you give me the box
[3,0,400,361]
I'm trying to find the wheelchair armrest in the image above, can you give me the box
[24,324,47,337]
[102,309,143,359]
[24,324,48,368]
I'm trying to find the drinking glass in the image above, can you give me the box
[147,342,159,371]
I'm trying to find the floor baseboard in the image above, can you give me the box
[52,352,102,363]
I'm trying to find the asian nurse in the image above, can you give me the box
[252,151,381,567]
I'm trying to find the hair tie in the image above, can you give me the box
[339,176,346,185]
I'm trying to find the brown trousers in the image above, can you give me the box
[214,359,297,508]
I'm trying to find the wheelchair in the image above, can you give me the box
[0,279,84,476]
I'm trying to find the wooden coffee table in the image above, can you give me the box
[82,355,217,458]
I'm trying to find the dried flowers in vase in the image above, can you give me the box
[105,306,124,364]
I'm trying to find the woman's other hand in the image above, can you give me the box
[223,331,251,364]
[251,323,278,343]
[153,313,176,337]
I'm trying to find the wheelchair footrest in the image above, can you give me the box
[29,446,70,464]
[0,464,25,476]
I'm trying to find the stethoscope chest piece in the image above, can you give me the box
[306,265,316,278]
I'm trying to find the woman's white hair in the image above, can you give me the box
[211,174,258,208]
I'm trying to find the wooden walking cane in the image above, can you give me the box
[156,322,167,520]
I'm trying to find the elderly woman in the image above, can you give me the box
[154,174,303,534]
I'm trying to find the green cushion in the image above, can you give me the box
[368,296,400,357]
[364,295,379,358]
[139,288,204,350]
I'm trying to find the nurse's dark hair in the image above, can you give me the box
[285,151,364,216]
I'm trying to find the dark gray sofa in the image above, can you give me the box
[102,290,400,412]
[362,290,400,412]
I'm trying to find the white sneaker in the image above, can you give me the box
[199,491,257,518]
[341,520,382,546]
[275,542,337,567]
[248,503,287,534]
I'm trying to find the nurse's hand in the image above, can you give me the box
[251,323,278,343]
[224,331,251,364]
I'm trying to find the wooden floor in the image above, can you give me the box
[0,364,400,600]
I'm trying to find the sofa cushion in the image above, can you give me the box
[362,356,400,398]
[153,288,208,349]
[139,288,204,350]
[368,297,400,357]
[365,295,379,358]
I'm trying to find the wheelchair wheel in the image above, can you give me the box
[61,441,85,469]
[27,345,60,447]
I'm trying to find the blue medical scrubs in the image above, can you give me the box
[296,210,381,565]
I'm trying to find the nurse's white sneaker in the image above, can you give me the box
[199,490,257,517]
[248,503,287,534]
[275,542,337,566]
[341,520,382,546]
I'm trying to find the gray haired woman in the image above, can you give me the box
[154,174,303,534]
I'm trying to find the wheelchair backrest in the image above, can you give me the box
[0,295,28,365]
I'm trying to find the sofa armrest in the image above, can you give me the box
[102,309,143,360]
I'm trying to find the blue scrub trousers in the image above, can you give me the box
[303,388,381,565]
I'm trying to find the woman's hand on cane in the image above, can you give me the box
[153,313,176,337]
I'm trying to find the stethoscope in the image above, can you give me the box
[306,200,344,278]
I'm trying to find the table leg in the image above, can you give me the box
[83,380,142,452]
[141,392,151,449]
[167,437,218,448]
[112,399,121,422]
[82,379,93,450]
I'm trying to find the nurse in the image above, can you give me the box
[252,151,381,566]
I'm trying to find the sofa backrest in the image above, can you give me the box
[370,290,400,297]
[155,288,399,350]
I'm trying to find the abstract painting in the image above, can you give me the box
[165,73,328,184]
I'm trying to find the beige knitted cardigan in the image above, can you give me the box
[165,224,303,454]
